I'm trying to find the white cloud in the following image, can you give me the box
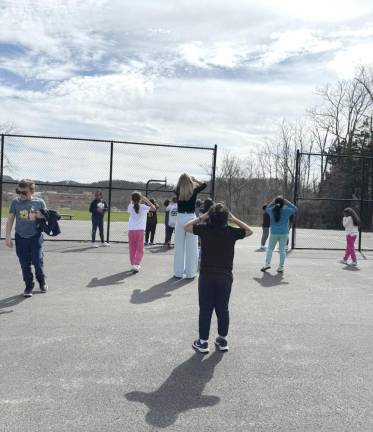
[1,0,373,183]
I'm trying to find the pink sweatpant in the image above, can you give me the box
[344,234,357,263]
[128,230,145,265]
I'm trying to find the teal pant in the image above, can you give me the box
[265,234,288,267]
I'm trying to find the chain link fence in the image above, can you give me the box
[0,134,217,243]
[293,151,373,250]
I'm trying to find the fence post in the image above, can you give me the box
[106,141,114,243]
[291,149,300,249]
[211,144,218,200]
[358,157,365,252]
[0,135,4,239]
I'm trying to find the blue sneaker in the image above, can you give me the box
[192,339,209,354]
[215,337,229,352]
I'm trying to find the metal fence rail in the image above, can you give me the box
[0,134,217,243]
[292,150,373,251]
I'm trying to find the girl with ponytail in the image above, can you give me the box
[261,196,297,273]
[341,207,360,266]
[127,192,156,272]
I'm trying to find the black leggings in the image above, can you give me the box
[198,272,233,340]
[92,218,104,243]
[145,222,157,243]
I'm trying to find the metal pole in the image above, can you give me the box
[211,144,218,200]
[291,149,300,249]
[0,135,4,239]
[106,141,114,243]
[358,157,365,252]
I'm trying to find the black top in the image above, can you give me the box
[262,211,270,228]
[177,183,207,213]
[147,208,158,224]
[89,199,108,219]
[193,224,246,276]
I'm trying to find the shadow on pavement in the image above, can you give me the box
[342,265,360,271]
[125,351,223,428]
[149,245,172,254]
[87,271,135,287]
[130,277,193,304]
[0,295,26,311]
[60,246,97,253]
[253,273,289,288]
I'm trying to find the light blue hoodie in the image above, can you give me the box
[266,202,297,235]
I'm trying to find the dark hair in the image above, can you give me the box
[202,197,214,213]
[164,199,170,207]
[131,191,141,214]
[171,196,177,203]
[262,205,267,211]
[18,179,35,193]
[344,207,360,226]
[208,203,228,227]
[196,199,202,207]
[272,197,284,223]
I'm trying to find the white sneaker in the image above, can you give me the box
[92,243,99,248]
[340,259,348,265]
[260,246,266,251]
[351,262,358,267]
[131,265,139,273]
[277,266,284,273]
[102,242,110,247]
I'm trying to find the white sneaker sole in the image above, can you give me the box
[215,341,229,351]
[192,343,209,354]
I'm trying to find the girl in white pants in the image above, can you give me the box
[173,174,207,278]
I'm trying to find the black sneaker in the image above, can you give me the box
[40,283,48,293]
[192,339,209,354]
[23,290,33,298]
[261,264,271,272]
[215,337,229,352]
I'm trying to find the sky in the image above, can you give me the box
[1,0,373,183]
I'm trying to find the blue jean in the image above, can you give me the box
[173,213,198,278]
[15,233,45,291]
[265,234,288,267]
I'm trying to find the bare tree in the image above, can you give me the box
[309,77,372,150]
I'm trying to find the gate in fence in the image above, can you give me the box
[292,150,373,251]
[0,134,217,243]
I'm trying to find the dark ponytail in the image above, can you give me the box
[272,197,284,223]
[131,192,141,214]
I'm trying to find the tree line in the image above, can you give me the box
[216,65,373,230]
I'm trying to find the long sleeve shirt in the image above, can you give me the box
[343,216,359,234]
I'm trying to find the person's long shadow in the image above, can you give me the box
[87,271,135,287]
[253,272,289,288]
[126,351,223,428]
[130,277,194,304]
[0,295,26,311]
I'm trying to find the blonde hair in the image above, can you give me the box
[18,179,35,193]
[177,174,194,201]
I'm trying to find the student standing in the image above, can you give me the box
[260,204,270,250]
[5,179,48,297]
[89,190,109,247]
[341,207,360,266]
[261,197,297,273]
[184,203,253,353]
[145,198,159,246]
[165,197,178,248]
[173,174,207,279]
[127,192,156,272]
